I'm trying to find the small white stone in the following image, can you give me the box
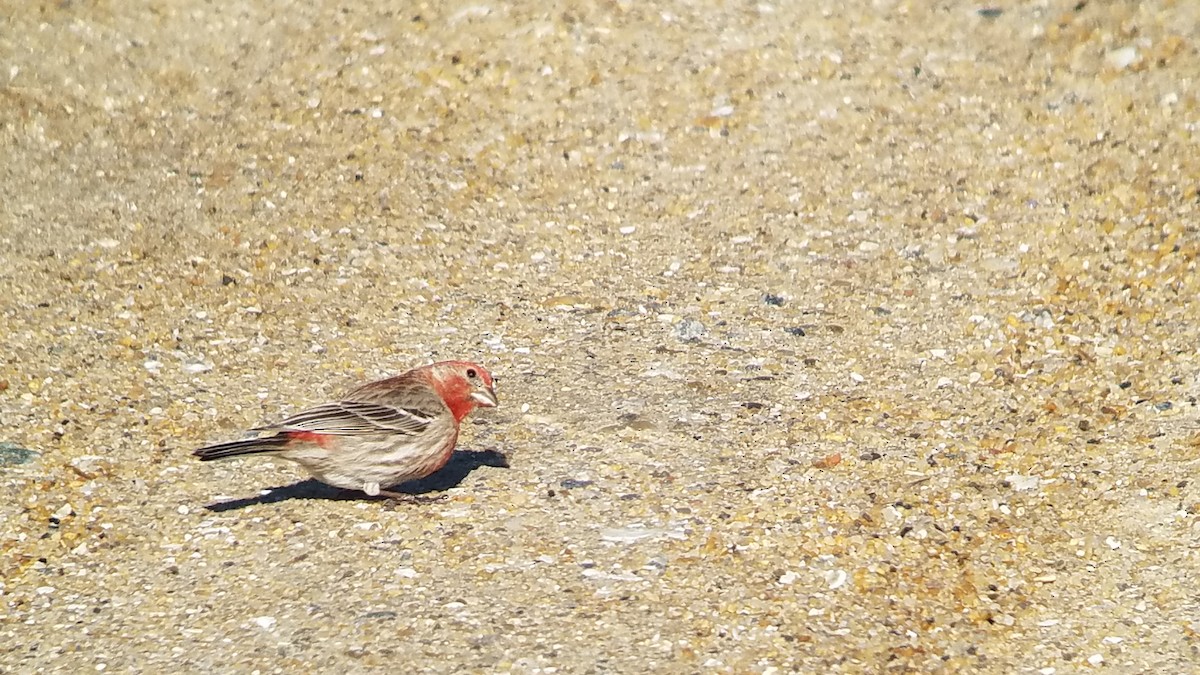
[395,567,418,578]
[936,377,954,389]
[825,569,847,590]
[1007,474,1040,492]
[1105,46,1137,70]
[881,505,902,524]
[252,616,277,630]
[1037,619,1060,627]
[850,372,865,383]
[778,570,799,585]
[1087,654,1104,666]
[619,225,636,235]
[176,505,189,515]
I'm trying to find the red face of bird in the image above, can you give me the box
[427,361,498,420]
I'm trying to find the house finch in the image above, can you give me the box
[193,360,498,498]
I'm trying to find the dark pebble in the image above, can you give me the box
[785,327,806,337]
[221,274,237,286]
[977,7,1003,18]
[1155,401,1173,411]
[859,451,882,461]
[560,478,594,490]
[0,442,39,467]
[763,293,786,306]
[359,611,397,621]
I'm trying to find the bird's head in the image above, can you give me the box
[427,360,498,421]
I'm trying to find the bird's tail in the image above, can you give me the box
[193,435,291,461]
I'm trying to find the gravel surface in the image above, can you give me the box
[3,1,1200,672]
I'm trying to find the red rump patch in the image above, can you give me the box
[288,431,335,448]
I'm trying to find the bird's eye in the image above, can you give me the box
[466,368,478,379]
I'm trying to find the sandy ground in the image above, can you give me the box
[2,0,1200,672]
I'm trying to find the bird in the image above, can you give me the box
[193,360,498,498]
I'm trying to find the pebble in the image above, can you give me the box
[252,616,277,631]
[672,319,706,342]
[825,569,848,590]
[1007,475,1040,492]
[1106,47,1138,70]
[68,455,110,480]
[0,442,39,467]
[51,503,74,522]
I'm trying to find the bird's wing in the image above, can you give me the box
[264,401,436,436]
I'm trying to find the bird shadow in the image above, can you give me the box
[203,448,509,512]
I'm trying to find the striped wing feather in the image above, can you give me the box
[262,401,435,436]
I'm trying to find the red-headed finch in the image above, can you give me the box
[193,361,497,498]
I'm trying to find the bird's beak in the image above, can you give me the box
[471,386,498,408]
